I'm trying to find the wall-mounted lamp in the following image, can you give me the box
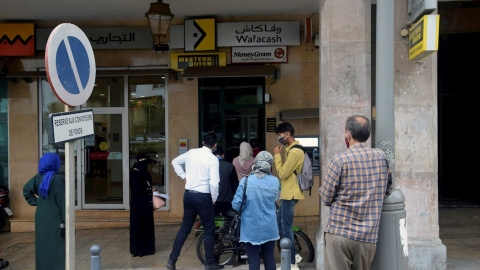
[145,0,174,53]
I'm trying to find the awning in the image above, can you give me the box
[279,108,319,120]
[5,68,171,78]
[182,65,277,78]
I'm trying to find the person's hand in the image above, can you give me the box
[274,145,282,155]
[184,177,187,183]
[212,201,216,205]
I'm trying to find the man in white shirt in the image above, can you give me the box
[167,133,223,270]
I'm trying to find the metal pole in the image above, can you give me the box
[90,244,102,270]
[65,105,75,270]
[375,0,396,185]
[280,238,291,270]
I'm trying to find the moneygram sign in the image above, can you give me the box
[232,46,287,64]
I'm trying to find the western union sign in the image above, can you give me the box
[409,15,439,61]
[184,18,216,51]
[170,52,226,71]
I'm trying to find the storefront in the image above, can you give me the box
[3,14,320,232]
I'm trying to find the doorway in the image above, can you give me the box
[199,77,265,162]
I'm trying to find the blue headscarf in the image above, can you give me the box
[38,153,61,198]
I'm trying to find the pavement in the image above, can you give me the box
[0,208,479,270]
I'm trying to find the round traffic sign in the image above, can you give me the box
[45,23,96,106]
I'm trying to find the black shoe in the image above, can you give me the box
[166,259,176,270]
[205,264,225,270]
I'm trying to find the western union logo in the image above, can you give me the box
[184,18,216,51]
[170,52,226,71]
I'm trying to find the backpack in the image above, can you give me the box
[291,144,314,196]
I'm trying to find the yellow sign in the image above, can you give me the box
[184,18,216,51]
[409,15,440,61]
[170,52,226,71]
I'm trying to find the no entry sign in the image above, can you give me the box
[45,23,96,106]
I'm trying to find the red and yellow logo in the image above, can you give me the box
[0,23,35,56]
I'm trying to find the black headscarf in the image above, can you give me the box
[136,153,148,174]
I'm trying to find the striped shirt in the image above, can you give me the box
[320,143,392,243]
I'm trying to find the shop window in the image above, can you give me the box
[128,75,167,193]
[0,76,8,188]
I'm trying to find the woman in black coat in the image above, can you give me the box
[130,153,155,257]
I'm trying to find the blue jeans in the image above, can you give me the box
[277,199,298,264]
[245,241,276,270]
[169,191,215,265]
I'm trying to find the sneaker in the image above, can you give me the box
[295,254,303,264]
[276,263,300,270]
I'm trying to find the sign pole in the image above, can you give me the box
[65,105,75,270]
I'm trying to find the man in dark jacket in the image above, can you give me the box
[213,147,238,216]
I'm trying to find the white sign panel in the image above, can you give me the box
[217,21,300,47]
[232,46,287,64]
[409,0,437,23]
[48,109,94,144]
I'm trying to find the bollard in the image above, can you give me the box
[370,189,408,270]
[280,238,291,270]
[90,244,102,270]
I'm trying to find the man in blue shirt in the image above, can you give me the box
[168,133,223,270]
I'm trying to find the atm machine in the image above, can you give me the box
[295,136,319,175]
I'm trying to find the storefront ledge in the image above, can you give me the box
[9,215,184,232]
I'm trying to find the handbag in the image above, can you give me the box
[225,176,248,242]
[153,194,165,210]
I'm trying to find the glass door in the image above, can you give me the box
[81,111,128,209]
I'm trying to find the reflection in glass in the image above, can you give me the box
[85,114,123,204]
[0,76,8,188]
[85,76,124,108]
[129,76,166,193]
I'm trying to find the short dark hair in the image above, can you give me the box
[250,138,260,149]
[204,133,217,148]
[213,146,224,156]
[275,122,295,136]
[346,115,371,142]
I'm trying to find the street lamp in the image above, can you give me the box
[145,0,174,53]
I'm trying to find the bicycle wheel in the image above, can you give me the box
[196,232,236,265]
[293,231,314,263]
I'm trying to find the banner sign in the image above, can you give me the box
[36,27,153,50]
[48,109,94,144]
[232,46,287,64]
[409,15,439,61]
[170,21,300,49]
[170,52,226,71]
[217,21,300,47]
[0,23,35,56]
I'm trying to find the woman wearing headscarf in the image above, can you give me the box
[23,153,65,270]
[129,153,155,257]
[232,142,255,181]
[231,151,280,270]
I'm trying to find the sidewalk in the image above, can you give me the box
[1,208,480,269]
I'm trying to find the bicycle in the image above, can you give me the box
[194,213,314,265]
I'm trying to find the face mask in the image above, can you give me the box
[278,134,288,145]
[345,137,350,148]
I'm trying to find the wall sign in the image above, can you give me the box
[267,118,277,132]
[170,52,226,71]
[232,46,287,64]
[37,27,154,50]
[409,0,437,23]
[184,18,216,51]
[409,15,439,61]
[170,21,300,49]
[0,23,35,56]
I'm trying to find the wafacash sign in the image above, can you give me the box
[217,21,300,47]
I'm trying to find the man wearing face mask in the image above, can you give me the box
[273,122,304,270]
[319,115,392,270]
